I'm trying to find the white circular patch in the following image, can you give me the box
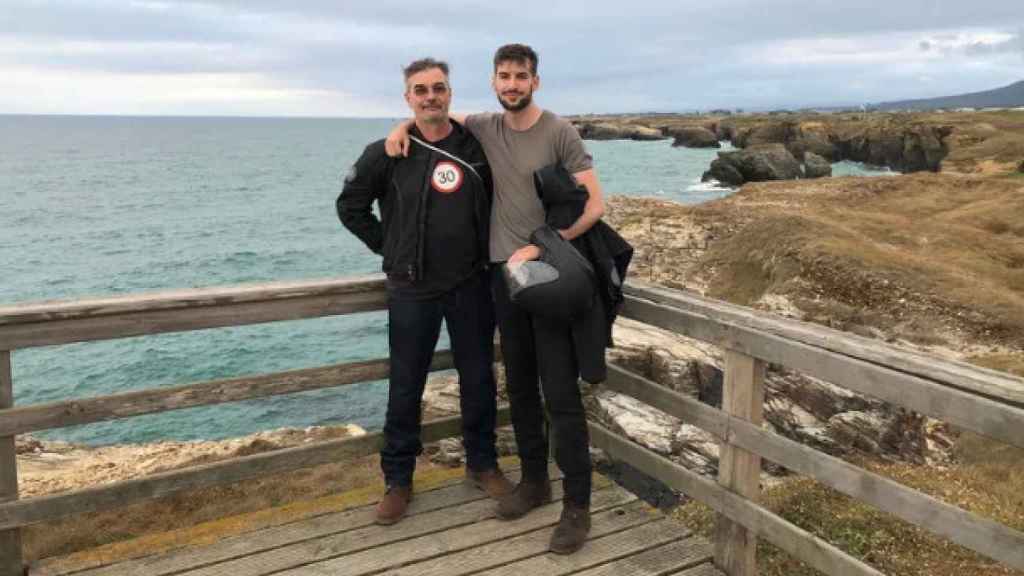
[431,161,463,194]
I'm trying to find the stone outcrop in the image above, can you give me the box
[803,152,832,178]
[728,119,951,172]
[835,124,951,172]
[669,127,720,148]
[701,144,803,185]
[574,121,666,141]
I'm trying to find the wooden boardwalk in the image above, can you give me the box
[39,469,719,576]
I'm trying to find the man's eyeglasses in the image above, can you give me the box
[411,83,449,97]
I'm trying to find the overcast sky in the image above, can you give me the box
[1,0,1022,117]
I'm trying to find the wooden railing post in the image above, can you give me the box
[0,350,24,576]
[714,349,765,576]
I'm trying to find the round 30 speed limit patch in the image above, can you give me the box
[431,161,464,194]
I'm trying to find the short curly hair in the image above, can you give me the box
[493,44,538,75]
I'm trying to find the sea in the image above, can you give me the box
[0,115,892,445]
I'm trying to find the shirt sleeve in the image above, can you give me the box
[463,112,493,140]
[336,142,387,254]
[556,119,594,174]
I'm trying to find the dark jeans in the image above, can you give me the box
[491,267,592,507]
[381,271,498,487]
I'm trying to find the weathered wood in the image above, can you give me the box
[714,351,764,576]
[670,564,726,576]
[0,282,388,350]
[0,410,508,531]
[606,364,1024,571]
[0,276,387,326]
[0,350,24,576]
[358,500,652,576]
[564,539,714,576]
[626,280,1024,407]
[44,465,561,576]
[0,352,455,436]
[622,294,1024,449]
[244,488,642,576]
[474,524,704,576]
[589,423,885,576]
[160,478,572,576]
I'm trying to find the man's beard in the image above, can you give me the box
[498,90,532,112]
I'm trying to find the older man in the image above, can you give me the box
[337,57,512,526]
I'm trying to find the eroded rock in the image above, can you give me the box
[670,127,721,148]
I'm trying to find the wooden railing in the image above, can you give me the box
[1,276,1023,576]
[0,275,513,576]
[591,280,1024,576]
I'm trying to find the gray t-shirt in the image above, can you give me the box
[465,110,593,262]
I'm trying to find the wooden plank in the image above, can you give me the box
[714,351,764,576]
[213,486,640,576]
[0,276,387,326]
[621,294,1024,449]
[0,411,508,531]
[475,525,707,576]
[161,476,572,576]
[566,539,713,576]
[589,423,885,576]
[626,280,1024,407]
[65,466,554,576]
[0,290,388,350]
[606,364,1024,571]
[364,499,654,576]
[0,352,455,436]
[0,350,24,576]
[669,563,725,576]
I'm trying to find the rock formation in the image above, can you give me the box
[669,127,720,148]
[702,144,803,185]
[573,121,666,141]
[803,152,832,178]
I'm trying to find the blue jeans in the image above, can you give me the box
[381,271,498,487]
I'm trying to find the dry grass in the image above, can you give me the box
[673,433,1024,576]
[695,174,1024,346]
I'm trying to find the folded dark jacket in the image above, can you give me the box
[532,163,634,383]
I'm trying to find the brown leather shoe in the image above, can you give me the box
[549,503,591,554]
[375,485,412,525]
[495,478,553,520]
[466,466,515,499]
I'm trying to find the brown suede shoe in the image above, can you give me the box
[375,485,412,525]
[495,478,553,520]
[466,466,515,499]
[549,503,591,554]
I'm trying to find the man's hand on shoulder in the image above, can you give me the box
[385,119,414,158]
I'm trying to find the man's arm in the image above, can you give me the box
[509,169,604,263]
[559,168,605,240]
[384,113,471,157]
[336,145,386,253]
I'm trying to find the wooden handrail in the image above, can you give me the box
[3,277,1023,576]
[604,364,1024,570]
[0,410,509,531]
[626,280,1024,407]
[621,292,1024,449]
[0,352,455,437]
[0,275,389,350]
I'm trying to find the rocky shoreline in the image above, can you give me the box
[571,109,1023,186]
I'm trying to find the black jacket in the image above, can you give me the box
[533,163,634,382]
[337,122,491,285]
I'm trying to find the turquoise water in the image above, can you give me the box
[0,116,889,445]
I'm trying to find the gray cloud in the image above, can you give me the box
[1,0,1023,115]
